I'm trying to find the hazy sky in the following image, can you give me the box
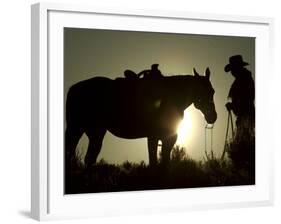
[64,28,255,164]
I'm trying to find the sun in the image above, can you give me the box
[176,109,193,146]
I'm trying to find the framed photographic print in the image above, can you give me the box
[31,2,274,221]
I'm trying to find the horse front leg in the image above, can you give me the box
[147,137,159,166]
[161,134,177,165]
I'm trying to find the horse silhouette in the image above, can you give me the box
[65,68,217,167]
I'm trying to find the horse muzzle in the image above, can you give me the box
[205,111,217,124]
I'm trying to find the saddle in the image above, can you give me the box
[124,68,163,80]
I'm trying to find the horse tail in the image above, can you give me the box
[66,85,76,127]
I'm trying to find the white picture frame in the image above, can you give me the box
[31,2,274,221]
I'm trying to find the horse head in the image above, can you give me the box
[192,67,217,124]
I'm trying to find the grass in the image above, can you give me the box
[65,138,255,194]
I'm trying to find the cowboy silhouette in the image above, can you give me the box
[224,55,255,138]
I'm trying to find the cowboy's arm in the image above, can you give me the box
[225,102,232,111]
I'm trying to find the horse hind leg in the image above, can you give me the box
[65,126,83,194]
[85,129,106,168]
[65,126,83,165]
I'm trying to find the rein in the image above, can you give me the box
[220,110,234,160]
[205,123,214,154]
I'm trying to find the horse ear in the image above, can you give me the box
[193,68,199,77]
[205,67,210,79]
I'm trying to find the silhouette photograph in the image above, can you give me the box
[64,28,255,194]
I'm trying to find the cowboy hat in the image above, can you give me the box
[224,55,249,72]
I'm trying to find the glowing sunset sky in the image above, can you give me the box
[64,28,255,164]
